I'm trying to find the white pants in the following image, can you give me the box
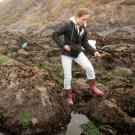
[61,52,95,90]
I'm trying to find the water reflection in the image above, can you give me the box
[66,112,89,135]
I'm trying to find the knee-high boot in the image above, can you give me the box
[66,89,73,105]
[87,79,104,97]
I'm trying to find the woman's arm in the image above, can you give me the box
[52,23,68,48]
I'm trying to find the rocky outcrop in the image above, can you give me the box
[72,77,135,134]
[0,66,70,135]
[0,0,135,30]
[101,44,135,69]
[117,89,135,117]
[0,16,135,135]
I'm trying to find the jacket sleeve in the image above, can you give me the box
[81,31,96,55]
[52,23,68,48]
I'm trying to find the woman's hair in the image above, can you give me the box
[75,8,90,17]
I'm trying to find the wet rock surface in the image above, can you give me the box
[0,67,70,135]
[0,0,135,134]
[0,24,135,134]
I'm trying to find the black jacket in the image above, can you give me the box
[52,21,96,58]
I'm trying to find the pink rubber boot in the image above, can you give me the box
[87,79,104,97]
[66,89,73,105]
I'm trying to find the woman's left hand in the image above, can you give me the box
[94,51,102,59]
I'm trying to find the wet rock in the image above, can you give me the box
[105,34,135,45]
[17,49,30,58]
[101,44,135,67]
[117,89,135,117]
[109,80,126,90]
[70,60,134,132]
[0,13,135,135]
[0,46,8,55]
[0,67,71,135]
[86,98,126,123]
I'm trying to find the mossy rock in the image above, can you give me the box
[90,111,104,124]
[52,67,63,78]
[106,67,132,81]
[25,60,34,67]
[114,67,132,77]
[18,112,32,128]
[81,122,102,135]
[38,63,49,70]
[87,98,126,124]
[0,68,5,80]
[0,46,8,55]
[0,54,21,66]
[0,112,8,123]
[117,90,135,117]
[0,54,9,65]
[47,49,59,58]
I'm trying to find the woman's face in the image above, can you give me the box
[76,14,90,26]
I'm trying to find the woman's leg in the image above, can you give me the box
[74,52,95,79]
[61,55,73,89]
[61,55,73,105]
[74,52,104,96]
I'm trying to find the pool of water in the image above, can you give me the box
[55,112,90,135]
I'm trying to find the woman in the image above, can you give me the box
[52,8,104,105]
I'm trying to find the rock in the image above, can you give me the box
[85,97,135,135]
[73,79,89,90]
[109,80,126,89]
[86,98,125,123]
[0,54,22,66]
[70,72,135,134]
[117,89,135,117]
[0,46,7,55]
[17,49,29,58]
[105,34,135,45]
[0,9,135,135]
[101,44,135,68]
[0,67,71,135]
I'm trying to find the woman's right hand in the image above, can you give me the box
[64,45,71,51]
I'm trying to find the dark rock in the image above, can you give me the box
[0,67,71,135]
[117,89,135,117]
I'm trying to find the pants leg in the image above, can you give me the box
[61,55,73,90]
[74,52,95,79]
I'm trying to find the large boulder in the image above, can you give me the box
[0,66,71,135]
[117,89,135,117]
[101,44,135,68]
[72,78,135,135]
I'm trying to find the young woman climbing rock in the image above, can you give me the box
[52,8,104,105]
